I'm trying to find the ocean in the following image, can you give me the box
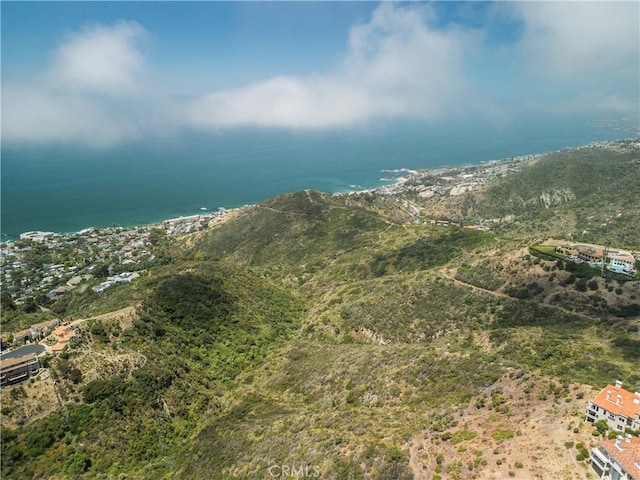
[1,114,633,240]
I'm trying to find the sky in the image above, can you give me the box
[2,1,638,147]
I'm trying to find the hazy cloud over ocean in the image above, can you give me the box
[2,2,638,147]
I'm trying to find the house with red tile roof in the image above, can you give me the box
[585,381,640,432]
[12,328,33,344]
[51,325,76,354]
[590,434,640,480]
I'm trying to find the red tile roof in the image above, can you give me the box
[52,325,70,337]
[600,436,640,480]
[592,384,640,419]
[13,328,32,339]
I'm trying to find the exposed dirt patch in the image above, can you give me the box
[74,350,147,384]
[0,371,60,428]
[409,372,599,480]
[70,305,138,330]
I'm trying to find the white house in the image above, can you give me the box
[585,381,640,432]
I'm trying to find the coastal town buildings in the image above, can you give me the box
[590,435,640,480]
[1,209,234,308]
[0,353,40,387]
[92,271,141,294]
[585,381,640,432]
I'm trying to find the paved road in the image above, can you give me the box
[0,343,45,359]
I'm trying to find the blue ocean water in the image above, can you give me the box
[0,114,631,240]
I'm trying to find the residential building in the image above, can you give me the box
[585,381,640,432]
[575,244,605,263]
[556,244,579,257]
[30,319,60,339]
[590,435,640,480]
[10,319,59,343]
[609,253,636,270]
[18,231,56,243]
[51,325,76,353]
[0,353,40,386]
[13,328,33,344]
[556,243,637,272]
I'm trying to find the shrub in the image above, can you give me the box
[451,429,476,444]
[594,419,609,435]
[576,447,589,461]
[492,430,515,441]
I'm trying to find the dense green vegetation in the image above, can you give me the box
[1,262,303,478]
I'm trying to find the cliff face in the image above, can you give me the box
[539,188,577,208]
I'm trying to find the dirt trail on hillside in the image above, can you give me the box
[441,268,595,321]
[69,306,137,328]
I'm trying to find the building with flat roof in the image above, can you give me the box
[590,435,640,480]
[0,353,40,386]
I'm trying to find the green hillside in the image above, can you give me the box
[1,262,303,478]
[415,142,640,246]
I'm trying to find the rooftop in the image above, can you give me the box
[592,384,640,419]
[600,436,640,480]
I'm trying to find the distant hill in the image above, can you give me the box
[414,141,640,246]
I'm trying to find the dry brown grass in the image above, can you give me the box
[408,372,598,480]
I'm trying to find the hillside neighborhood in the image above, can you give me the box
[0,208,233,308]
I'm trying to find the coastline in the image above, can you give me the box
[2,137,638,244]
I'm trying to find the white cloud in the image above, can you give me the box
[49,21,147,95]
[2,21,147,147]
[511,2,639,82]
[187,3,478,130]
[2,85,139,146]
[2,2,637,147]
